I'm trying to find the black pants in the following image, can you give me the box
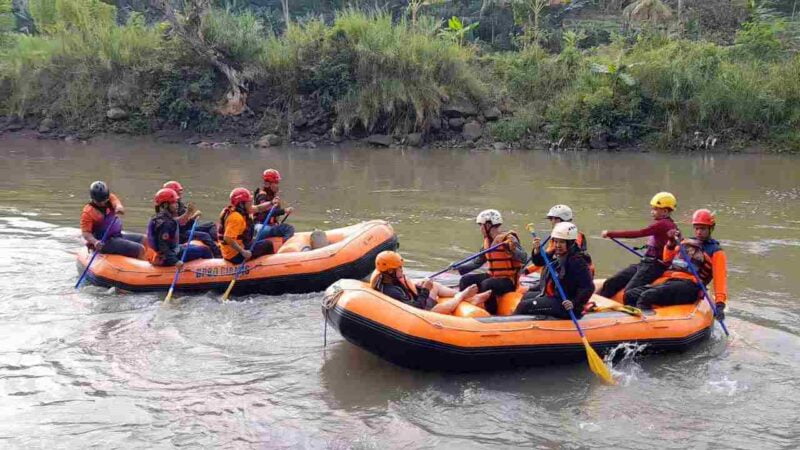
[100,232,145,258]
[459,273,515,315]
[624,279,701,309]
[599,259,667,305]
[513,293,577,320]
[225,239,274,264]
[181,222,221,258]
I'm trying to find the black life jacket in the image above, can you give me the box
[253,187,278,224]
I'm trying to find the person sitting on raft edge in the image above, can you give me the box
[253,169,295,241]
[621,209,728,320]
[457,209,528,315]
[370,251,491,314]
[162,180,222,258]
[597,192,678,304]
[219,188,276,264]
[79,180,146,259]
[514,222,595,319]
[146,188,213,267]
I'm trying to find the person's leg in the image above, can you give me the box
[178,244,213,262]
[101,236,145,259]
[636,280,700,309]
[459,273,489,291]
[261,223,295,240]
[513,293,569,319]
[250,239,275,259]
[598,263,638,298]
[623,284,651,307]
[479,277,515,315]
[429,281,458,300]
[227,253,245,265]
[190,230,222,258]
[623,259,667,292]
[120,231,145,244]
[431,285,479,315]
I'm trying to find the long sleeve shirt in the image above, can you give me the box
[606,217,677,258]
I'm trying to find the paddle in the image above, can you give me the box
[221,204,277,301]
[75,216,118,289]
[429,243,504,279]
[164,219,199,304]
[540,238,616,384]
[610,237,644,258]
[677,243,730,337]
[279,210,292,225]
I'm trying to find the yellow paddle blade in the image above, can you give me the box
[526,223,535,233]
[164,287,174,303]
[582,336,616,385]
[221,279,236,302]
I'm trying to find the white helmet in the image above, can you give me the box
[476,209,503,225]
[546,204,573,222]
[551,222,579,240]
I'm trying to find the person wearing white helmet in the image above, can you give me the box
[456,209,528,315]
[525,204,589,275]
[514,222,595,319]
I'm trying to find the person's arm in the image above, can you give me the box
[711,250,728,304]
[109,193,124,215]
[606,222,662,239]
[571,258,596,309]
[80,207,101,247]
[457,251,486,275]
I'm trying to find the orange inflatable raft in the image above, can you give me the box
[76,220,397,296]
[322,278,714,371]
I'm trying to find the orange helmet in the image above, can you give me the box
[163,180,184,194]
[375,251,404,272]
[154,188,179,205]
[262,169,281,183]
[692,209,715,227]
[229,187,253,205]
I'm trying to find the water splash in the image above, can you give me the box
[707,377,741,397]
[605,342,648,385]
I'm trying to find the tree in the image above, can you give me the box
[407,0,446,26]
[623,0,673,25]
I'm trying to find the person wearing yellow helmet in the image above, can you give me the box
[370,251,490,314]
[598,192,678,303]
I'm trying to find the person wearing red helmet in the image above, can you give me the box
[253,169,295,241]
[218,187,276,263]
[162,181,222,258]
[79,181,146,259]
[621,209,728,320]
[147,188,213,266]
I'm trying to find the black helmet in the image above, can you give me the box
[89,181,110,203]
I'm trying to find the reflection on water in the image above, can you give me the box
[0,136,799,447]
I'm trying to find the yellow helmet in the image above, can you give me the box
[650,192,677,210]
[375,251,404,272]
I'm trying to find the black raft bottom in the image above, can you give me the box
[327,305,712,372]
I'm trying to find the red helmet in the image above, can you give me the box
[692,209,716,226]
[163,181,184,194]
[230,187,253,205]
[262,169,281,183]
[154,188,179,205]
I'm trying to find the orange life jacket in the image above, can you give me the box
[484,231,523,282]
[653,250,714,287]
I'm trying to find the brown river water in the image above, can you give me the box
[0,135,798,448]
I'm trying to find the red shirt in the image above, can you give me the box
[606,217,676,258]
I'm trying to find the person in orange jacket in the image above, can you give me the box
[622,209,728,320]
[218,188,277,264]
[79,181,146,259]
[525,204,589,275]
[370,251,491,314]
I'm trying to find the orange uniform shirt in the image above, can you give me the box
[79,193,122,234]
[220,211,247,260]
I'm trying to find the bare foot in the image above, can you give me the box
[454,284,479,302]
[469,291,492,306]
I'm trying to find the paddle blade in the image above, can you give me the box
[221,279,236,302]
[582,336,616,385]
[164,287,175,303]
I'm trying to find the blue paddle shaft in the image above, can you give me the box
[167,219,200,292]
[233,204,278,280]
[677,244,730,336]
[430,242,504,279]
[610,237,644,258]
[75,216,118,289]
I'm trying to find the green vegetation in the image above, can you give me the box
[0,0,798,151]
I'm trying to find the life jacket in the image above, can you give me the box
[541,251,594,298]
[146,211,179,265]
[87,202,122,239]
[659,246,714,286]
[218,205,254,248]
[253,187,278,225]
[369,270,418,301]
[484,231,523,282]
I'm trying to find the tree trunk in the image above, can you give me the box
[150,0,247,116]
[281,0,290,26]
